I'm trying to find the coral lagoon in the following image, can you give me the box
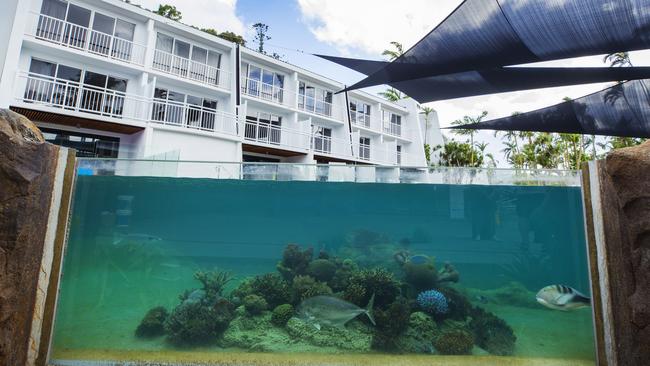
[134,241,516,356]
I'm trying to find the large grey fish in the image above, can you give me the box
[296,294,375,330]
[536,285,590,311]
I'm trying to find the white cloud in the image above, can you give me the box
[297,0,461,56]
[133,0,245,35]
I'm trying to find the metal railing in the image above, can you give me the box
[32,13,146,66]
[240,77,285,105]
[383,121,402,137]
[152,49,230,89]
[350,111,371,128]
[311,135,332,154]
[358,143,371,161]
[18,72,238,136]
[243,119,311,151]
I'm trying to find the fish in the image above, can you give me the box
[112,233,163,246]
[409,254,430,265]
[536,285,591,311]
[296,294,375,331]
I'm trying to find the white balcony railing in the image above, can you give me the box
[31,13,147,66]
[17,72,238,136]
[241,77,286,105]
[152,49,230,90]
[243,119,311,151]
[297,94,347,121]
[383,121,403,137]
[350,111,371,128]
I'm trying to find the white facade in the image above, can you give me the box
[0,0,440,167]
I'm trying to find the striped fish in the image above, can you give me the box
[536,285,591,311]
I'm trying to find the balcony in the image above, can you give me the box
[152,50,230,90]
[298,94,346,121]
[243,119,310,152]
[350,111,372,128]
[241,77,287,106]
[17,72,238,136]
[30,13,147,66]
[383,121,402,137]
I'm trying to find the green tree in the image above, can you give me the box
[156,4,182,21]
[450,111,488,166]
[603,52,632,67]
[252,23,270,54]
[379,41,406,101]
[201,28,246,46]
[420,106,435,144]
[434,140,484,168]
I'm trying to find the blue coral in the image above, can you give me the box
[417,289,449,315]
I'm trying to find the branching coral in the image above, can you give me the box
[433,329,474,355]
[371,297,413,351]
[291,275,332,304]
[469,306,516,356]
[344,268,401,309]
[277,244,313,281]
[135,306,168,338]
[330,259,358,292]
[194,268,233,300]
[164,301,233,346]
[271,304,294,326]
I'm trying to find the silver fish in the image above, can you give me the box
[296,294,375,330]
[536,285,590,311]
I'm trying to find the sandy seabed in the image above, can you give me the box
[50,349,594,366]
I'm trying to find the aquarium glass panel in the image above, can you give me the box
[49,160,595,366]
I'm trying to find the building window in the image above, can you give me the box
[241,63,284,103]
[383,111,402,136]
[396,145,402,164]
[151,87,218,130]
[359,137,370,160]
[244,112,282,144]
[298,82,333,117]
[88,13,136,61]
[350,100,371,127]
[41,127,120,158]
[153,33,222,85]
[312,126,332,154]
[24,58,127,118]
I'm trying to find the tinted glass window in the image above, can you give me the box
[66,4,91,27]
[83,71,107,88]
[29,59,57,77]
[173,40,190,58]
[203,99,217,109]
[154,88,168,99]
[155,33,173,52]
[168,90,185,102]
[114,20,135,41]
[107,77,127,92]
[57,65,82,82]
[207,51,221,68]
[186,95,201,106]
[191,47,207,63]
[92,13,115,34]
[40,0,67,19]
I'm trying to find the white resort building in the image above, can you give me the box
[0,0,442,167]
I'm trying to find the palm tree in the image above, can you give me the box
[378,88,402,102]
[451,111,488,166]
[603,52,632,67]
[382,41,404,61]
[420,106,435,144]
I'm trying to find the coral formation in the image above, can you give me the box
[345,268,400,308]
[286,317,373,351]
[291,275,332,303]
[135,306,168,338]
[438,286,472,320]
[243,294,268,315]
[277,244,313,281]
[433,329,474,355]
[251,273,291,308]
[193,268,233,301]
[307,259,337,282]
[403,260,438,292]
[329,259,358,291]
[417,290,449,316]
[469,306,517,356]
[371,297,412,351]
[391,311,439,353]
[438,262,460,283]
[271,304,294,326]
[467,281,538,308]
[164,301,233,346]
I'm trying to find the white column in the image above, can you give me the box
[143,19,156,72]
[0,0,29,108]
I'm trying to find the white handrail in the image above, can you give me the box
[243,119,311,151]
[17,72,238,136]
[152,49,230,89]
[241,77,286,105]
[31,13,147,66]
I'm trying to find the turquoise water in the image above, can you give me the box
[50,176,595,364]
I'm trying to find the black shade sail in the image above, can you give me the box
[329,0,650,92]
[320,55,650,102]
[449,80,650,138]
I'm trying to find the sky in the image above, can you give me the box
[134,0,650,166]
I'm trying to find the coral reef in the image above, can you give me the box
[277,244,313,281]
[164,301,233,346]
[307,259,337,282]
[286,318,373,351]
[438,262,460,283]
[329,259,358,292]
[135,306,168,338]
[469,306,516,356]
[271,304,294,326]
[243,294,268,315]
[438,286,472,321]
[251,273,291,308]
[371,297,412,351]
[417,290,449,316]
[194,268,233,301]
[403,260,438,292]
[291,275,332,304]
[344,268,401,309]
[220,312,295,352]
[466,282,538,308]
[433,329,474,355]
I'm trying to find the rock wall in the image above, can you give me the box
[590,141,650,366]
[0,109,73,366]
